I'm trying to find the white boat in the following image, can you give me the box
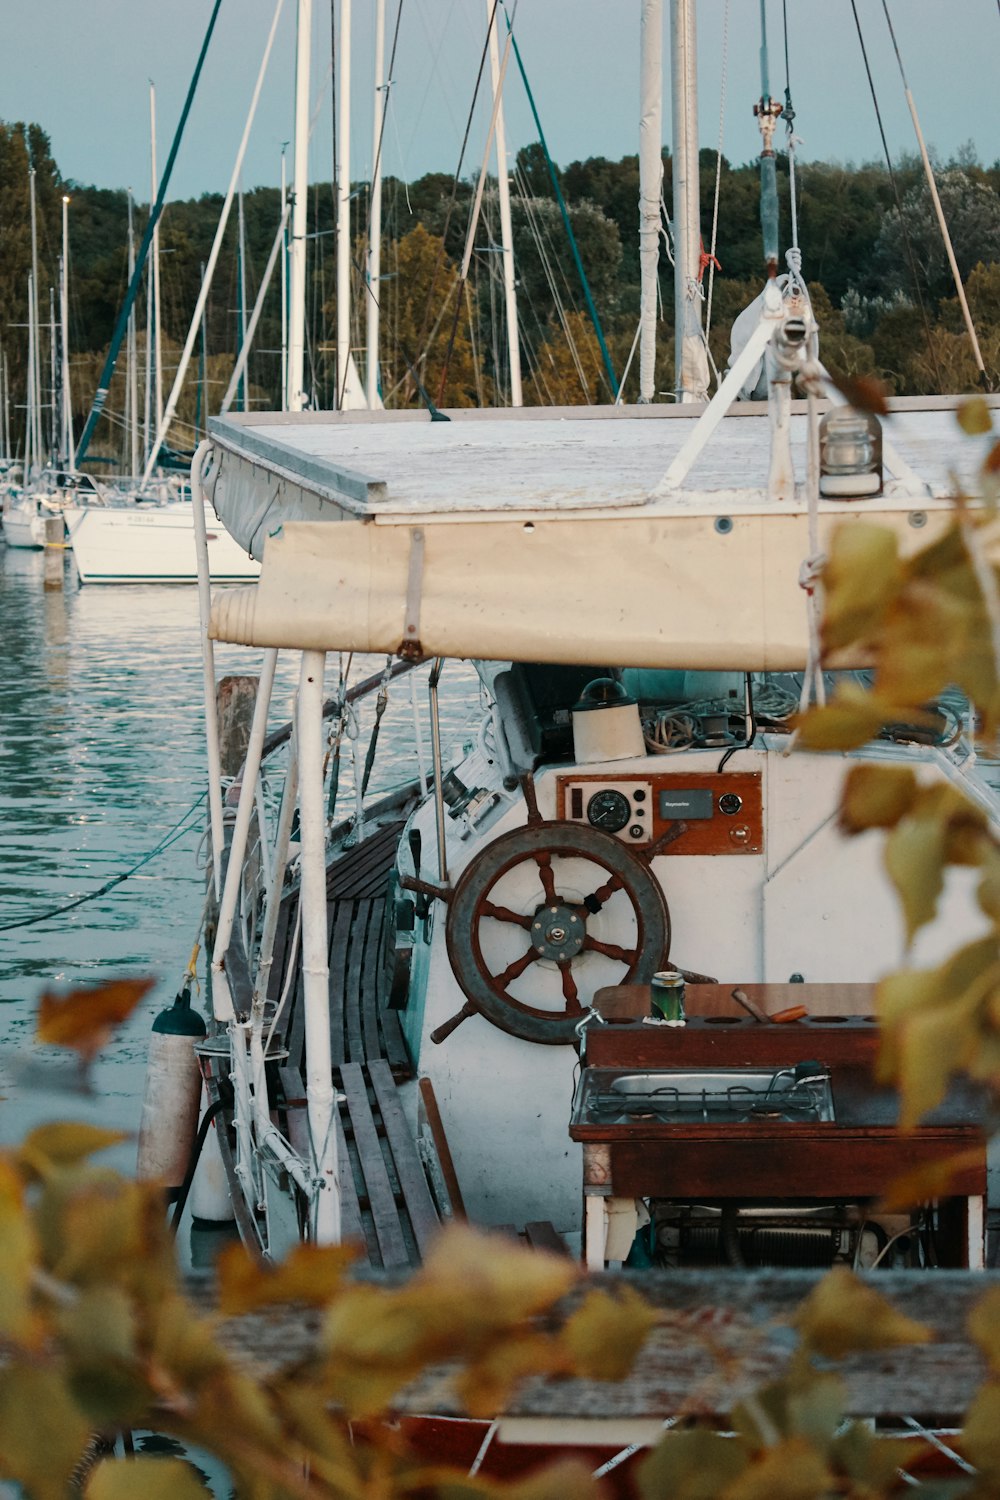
[1,490,49,550]
[139,0,1000,1480]
[64,494,261,584]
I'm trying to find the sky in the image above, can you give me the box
[3,0,999,206]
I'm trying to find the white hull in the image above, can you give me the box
[64,500,260,584]
[1,495,48,549]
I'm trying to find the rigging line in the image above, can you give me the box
[501,0,618,399]
[848,0,942,390]
[411,0,500,380]
[0,793,206,933]
[360,0,406,258]
[881,0,989,386]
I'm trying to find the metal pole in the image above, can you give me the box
[49,287,58,466]
[150,85,164,449]
[297,649,340,1243]
[141,0,285,488]
[29,170,43,468]
[670,0,708,401]
[237,179,248,411]
[280,148,289,410]
[488,0,522,406]
[428,658,448,884]
[639,0,662,403]
[190,440,226,906]
[365,0,386,409]
[288,0,312,411]
[210,648,278,1022]
[24,275,34,480]
[127,193,140,477]
[60,196,75,470]
[336,0,352,407]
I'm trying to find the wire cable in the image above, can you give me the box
[848,0,942,389]
[0,791,206,933]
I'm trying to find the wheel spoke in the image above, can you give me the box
[493,947,539,989]
[582,935,638,965]
[557,960,582,1013]
[582,872,623,914]
[481,901,532,929]
[534,851,557,905]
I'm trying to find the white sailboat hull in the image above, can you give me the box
[1,496,49,549]
[64,500,260,584]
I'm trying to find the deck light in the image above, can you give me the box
[819,406,883,498]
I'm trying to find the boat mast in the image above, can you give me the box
[150,84,164,462]
[670,0,709,401]
[237,178,249,411]
[365,0,386,409]
[49,287,58,465]
[28,170,43,471]
[60,194,75,471]
[127,193,140,478]
[336,0,352,408]
[280,148,289,409]
[24,275,34,481]
[638,0,662,404]
[488,0,522,406]
[288,0,311,411]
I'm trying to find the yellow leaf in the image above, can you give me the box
[0,1366,92,1500]
[19,1122,128,1178]
[879,1147,987,1211]
[216,1239,359,1314]
[884,813,948,942]
[829,1423,925,1490]
[638,1430,748,1500]
[0,1157,39,1345]
[959,1380,1000,1478]
[419,1224,578,1322]
[721,1437,832,1500]
[969,1290,1000,1375]
[896,998,977,1129]
[822,522,901,653]
[958,396,993,436]
[793,1267,931,1359]
[559,1284,656,1381]
[57,1285,136,1367]
[37,978,154,1060]
[85,1457,210,1500]
[456,1330,559,1417]
[795,688,899,752]
[978,848,1000,920]
[839,764,917,832]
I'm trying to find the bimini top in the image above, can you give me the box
[205,399,994,670]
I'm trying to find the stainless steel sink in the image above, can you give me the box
[586,1065,835,1125]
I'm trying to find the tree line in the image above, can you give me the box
[2,119,999,469]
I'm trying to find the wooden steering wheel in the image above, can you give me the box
[405,774,679,1047]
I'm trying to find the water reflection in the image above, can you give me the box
[0,542,480,1148]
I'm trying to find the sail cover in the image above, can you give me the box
[206,405,979,667]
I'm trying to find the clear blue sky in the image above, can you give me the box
[3,0,999,203]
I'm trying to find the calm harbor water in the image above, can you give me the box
[0,541,480,1169]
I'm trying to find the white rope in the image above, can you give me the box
[615,320,642,406]
[345,701,365,841]
[797,383,827,715]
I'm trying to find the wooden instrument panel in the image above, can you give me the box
[556,771,762,855]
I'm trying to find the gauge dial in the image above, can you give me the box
[586,789,631,833]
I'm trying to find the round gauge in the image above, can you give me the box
[586,789,631,832]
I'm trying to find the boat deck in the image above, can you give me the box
[268,819,412,1079]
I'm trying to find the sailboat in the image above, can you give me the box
[140,0,999,1478]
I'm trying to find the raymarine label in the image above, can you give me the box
[658,789,714,820]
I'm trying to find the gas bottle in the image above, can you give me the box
[136,984,207,1189]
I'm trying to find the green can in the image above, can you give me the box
[651,970,686,1022]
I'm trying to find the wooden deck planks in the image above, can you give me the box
[338,1062,411,1269]
[369,1061,440,1258]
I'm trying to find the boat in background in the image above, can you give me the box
[64,491,261,584]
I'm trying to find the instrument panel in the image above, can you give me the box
[556,771,763,855]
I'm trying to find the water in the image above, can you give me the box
[0,544,480,1169]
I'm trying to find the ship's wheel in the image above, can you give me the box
[404,774,681,1046]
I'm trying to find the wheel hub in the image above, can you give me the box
[530,902,586,962]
